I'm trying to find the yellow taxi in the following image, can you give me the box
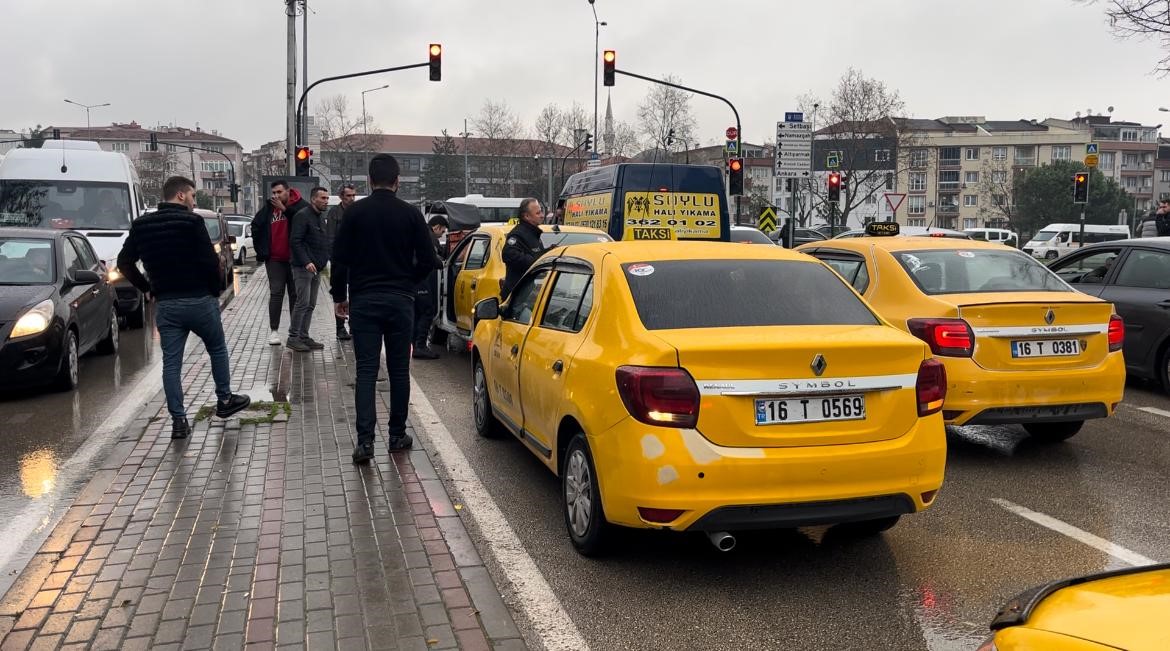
[980,563,1170,650]
[798,223,1126,442]
[469,240,947,555]
[434,224,611,345]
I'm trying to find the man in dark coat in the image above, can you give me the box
[500,198,546,300]
[250,180,308,345]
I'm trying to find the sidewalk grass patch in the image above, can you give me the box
[193,401,291,424]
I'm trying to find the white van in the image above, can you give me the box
[0,141,150,326]
[964,227,1018,247]
[1022,223,1131,260]
[446,194,527,224]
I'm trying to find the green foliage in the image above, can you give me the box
[1013,160,1131,236]
[421,130,465,202]
[195,190,214,210]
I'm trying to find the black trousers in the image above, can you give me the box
[350,291,414,445]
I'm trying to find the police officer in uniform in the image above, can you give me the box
[500,198,546,300]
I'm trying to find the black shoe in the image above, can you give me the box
[388,434,413,452]
[352,442,374,464]
[303,337,325,350]
[215,394,251,419]
[171,417,190,439]
[412,345,439,360]
[287,338,310,352]
[336,328,352,341]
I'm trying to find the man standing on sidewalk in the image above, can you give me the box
[326,184,356,340]
[412,215,448,360]
[332,154,437,462]
[117,176,251,439]
[251,180,308,345]
[288,187,331,352]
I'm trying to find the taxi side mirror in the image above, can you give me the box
[474,298,499,321]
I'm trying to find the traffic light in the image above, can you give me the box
[583,133,593,151]
[230,183,240,203]
[429,44,442,81]
[603,50,615,86]
[827,172,841,203]
[295,146,312,176]
[728,158,744,196]
[1072,172,1088,204]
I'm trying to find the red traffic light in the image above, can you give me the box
[295,146,311,161]
[828,172,841,186]
[603,49,616,86]
[729,158,743,172]
[1075,174,1086,183]
[429,43,442,81]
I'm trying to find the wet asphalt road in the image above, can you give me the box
[410,351,1170,651]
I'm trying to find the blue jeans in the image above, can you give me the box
[156,295,233,418]
[350,291,414,445]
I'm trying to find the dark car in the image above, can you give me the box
[194,209,234,294]
[0,228,118,391]
[730,226,776,244]
[1048,238,1170,390]
[769,227,828,247]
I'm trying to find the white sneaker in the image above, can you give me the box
[268,330,281,345]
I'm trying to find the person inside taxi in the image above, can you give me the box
[1081,255,1116,283]
[500,197,546,300]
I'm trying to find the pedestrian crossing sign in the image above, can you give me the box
[757,206,778,233]
[1086,143,1098,155]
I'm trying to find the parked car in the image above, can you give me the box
[729,225,775,244]
[769,227,828,248]
[0,228,118,391]
[833,225,971,239]
[225,218,253,264]
[195,209,234,294]
[1047,237,1170,390]
[1022,223,1131,260]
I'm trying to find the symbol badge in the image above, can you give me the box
[810,354,827,377]
[1044,309,1055,325]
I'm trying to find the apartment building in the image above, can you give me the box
[1155,138,1170,206]
[1045,115,1158,214]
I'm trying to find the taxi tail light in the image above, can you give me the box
[915,359,947,417]
[616,366,700,429]
[637,507,685,524]
[1108,315,1124,352]
[907,318,974,357]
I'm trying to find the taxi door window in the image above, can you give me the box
[1052,249,1120,285]
[539,272,592,332]
[1114,249,1170,289]
[464,237,490,270]
[815,255,870,293]
[503,269,550,325]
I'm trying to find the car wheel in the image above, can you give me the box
[1159,345,1170,394]
[96,306,119,355]
[54,331,80,392]
[832,515,901,537]
[472,357,503,438]
[1023,420,1084,443]
[125,295,146,329]
[563,432,611,556]
[1045,251,1058,260]
[431,327,449,346]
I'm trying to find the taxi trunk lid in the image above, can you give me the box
[952,293,1114,371]
[658,325,928,448]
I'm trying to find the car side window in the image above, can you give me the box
[503,269,550,326]
[812,254,870,293]
[464,237,490,271]
[62,238,83,272]
[1051,249,1120,285]
[69,237,99,269]
[1114,249,1170,290]
[539,272,593,332]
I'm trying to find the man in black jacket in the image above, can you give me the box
[332,154,437,462]
[251,181,308,346]
[412,215,448,360]
[325,184,357,340]
[500,198,546,300]
[288,187,330,352]
[117,176,251,439]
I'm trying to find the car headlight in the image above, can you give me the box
[214,243,221,253]
[106,267,123,283]
[10,299,54,339]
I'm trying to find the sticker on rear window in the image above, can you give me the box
[956,250,975,258]
[627,263,655,277]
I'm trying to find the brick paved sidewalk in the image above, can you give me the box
[0,269,527,651]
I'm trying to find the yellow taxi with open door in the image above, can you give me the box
[799,222,1126,442]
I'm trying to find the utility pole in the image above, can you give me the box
[302,0,309,145]
[286,0,297,175]
[462,118,471,195]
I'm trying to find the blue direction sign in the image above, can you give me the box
[725,140,739,155]
[784,112,804,123]
[1086,143,1099,155]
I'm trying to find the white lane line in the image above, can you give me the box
[991,498,1158,567]
[409,377,588,651]
[1136,406,1170,418]
[0,355,164,573]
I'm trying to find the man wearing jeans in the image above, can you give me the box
[251,180,308,345]
[117,176,251,439]
[288,187,330,352]
[332,155,437,462]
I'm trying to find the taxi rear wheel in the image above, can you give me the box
[472,357,503,438]
[1023,421,1083,443]
[562,432,610,556]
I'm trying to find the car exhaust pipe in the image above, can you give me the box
[707,531,736,552]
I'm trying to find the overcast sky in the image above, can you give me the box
[3,0,1169,151]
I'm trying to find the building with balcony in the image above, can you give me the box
[1045,115,1159,214]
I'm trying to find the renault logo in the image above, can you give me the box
[1044,309,1056,325]
[811,354,827,377]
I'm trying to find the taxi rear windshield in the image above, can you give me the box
[623,260,878,330]
[892,249,1068,294]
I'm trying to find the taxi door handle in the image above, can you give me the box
[552,360,564,373]
[470,280,478,291]
[510,344,519,357]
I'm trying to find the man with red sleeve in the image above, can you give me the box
[251,180,308,345]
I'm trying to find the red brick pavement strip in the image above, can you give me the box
[0,268,527,650]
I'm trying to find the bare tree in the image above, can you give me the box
[1084,0,1170,73]
[315,94,383,189]
[471,100,523,195]
[610,121,643,157]
[636,75,696,153]
[135,150,180,205]
[975,157,1021,229]
[534,104,565,156]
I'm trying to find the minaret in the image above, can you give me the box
[603,91,616,156]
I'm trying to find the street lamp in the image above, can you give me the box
[587,0,606,149]
[361,84,389,138]
[460,119,473,195]
[63,99,110,129]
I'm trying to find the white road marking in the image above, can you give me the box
[409,377,588,651]
[991,498,1158,567]
[1136,406,1170,418]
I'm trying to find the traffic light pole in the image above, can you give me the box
[1078,168,1090,248]
[294,62,429,151]
[159,141,240,206]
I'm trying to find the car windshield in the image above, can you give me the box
[227,223,245,237]
[623,259,879,330]
[203,218,221,240]
[966,231,989,241]
[892,249,1069,295]
[0,238,55,284]
[0,180,132,231]
[1031,230,1058,242]
[541,231,612,248]
[730,229,774,244]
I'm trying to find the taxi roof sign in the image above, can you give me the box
[865,221,900,237]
